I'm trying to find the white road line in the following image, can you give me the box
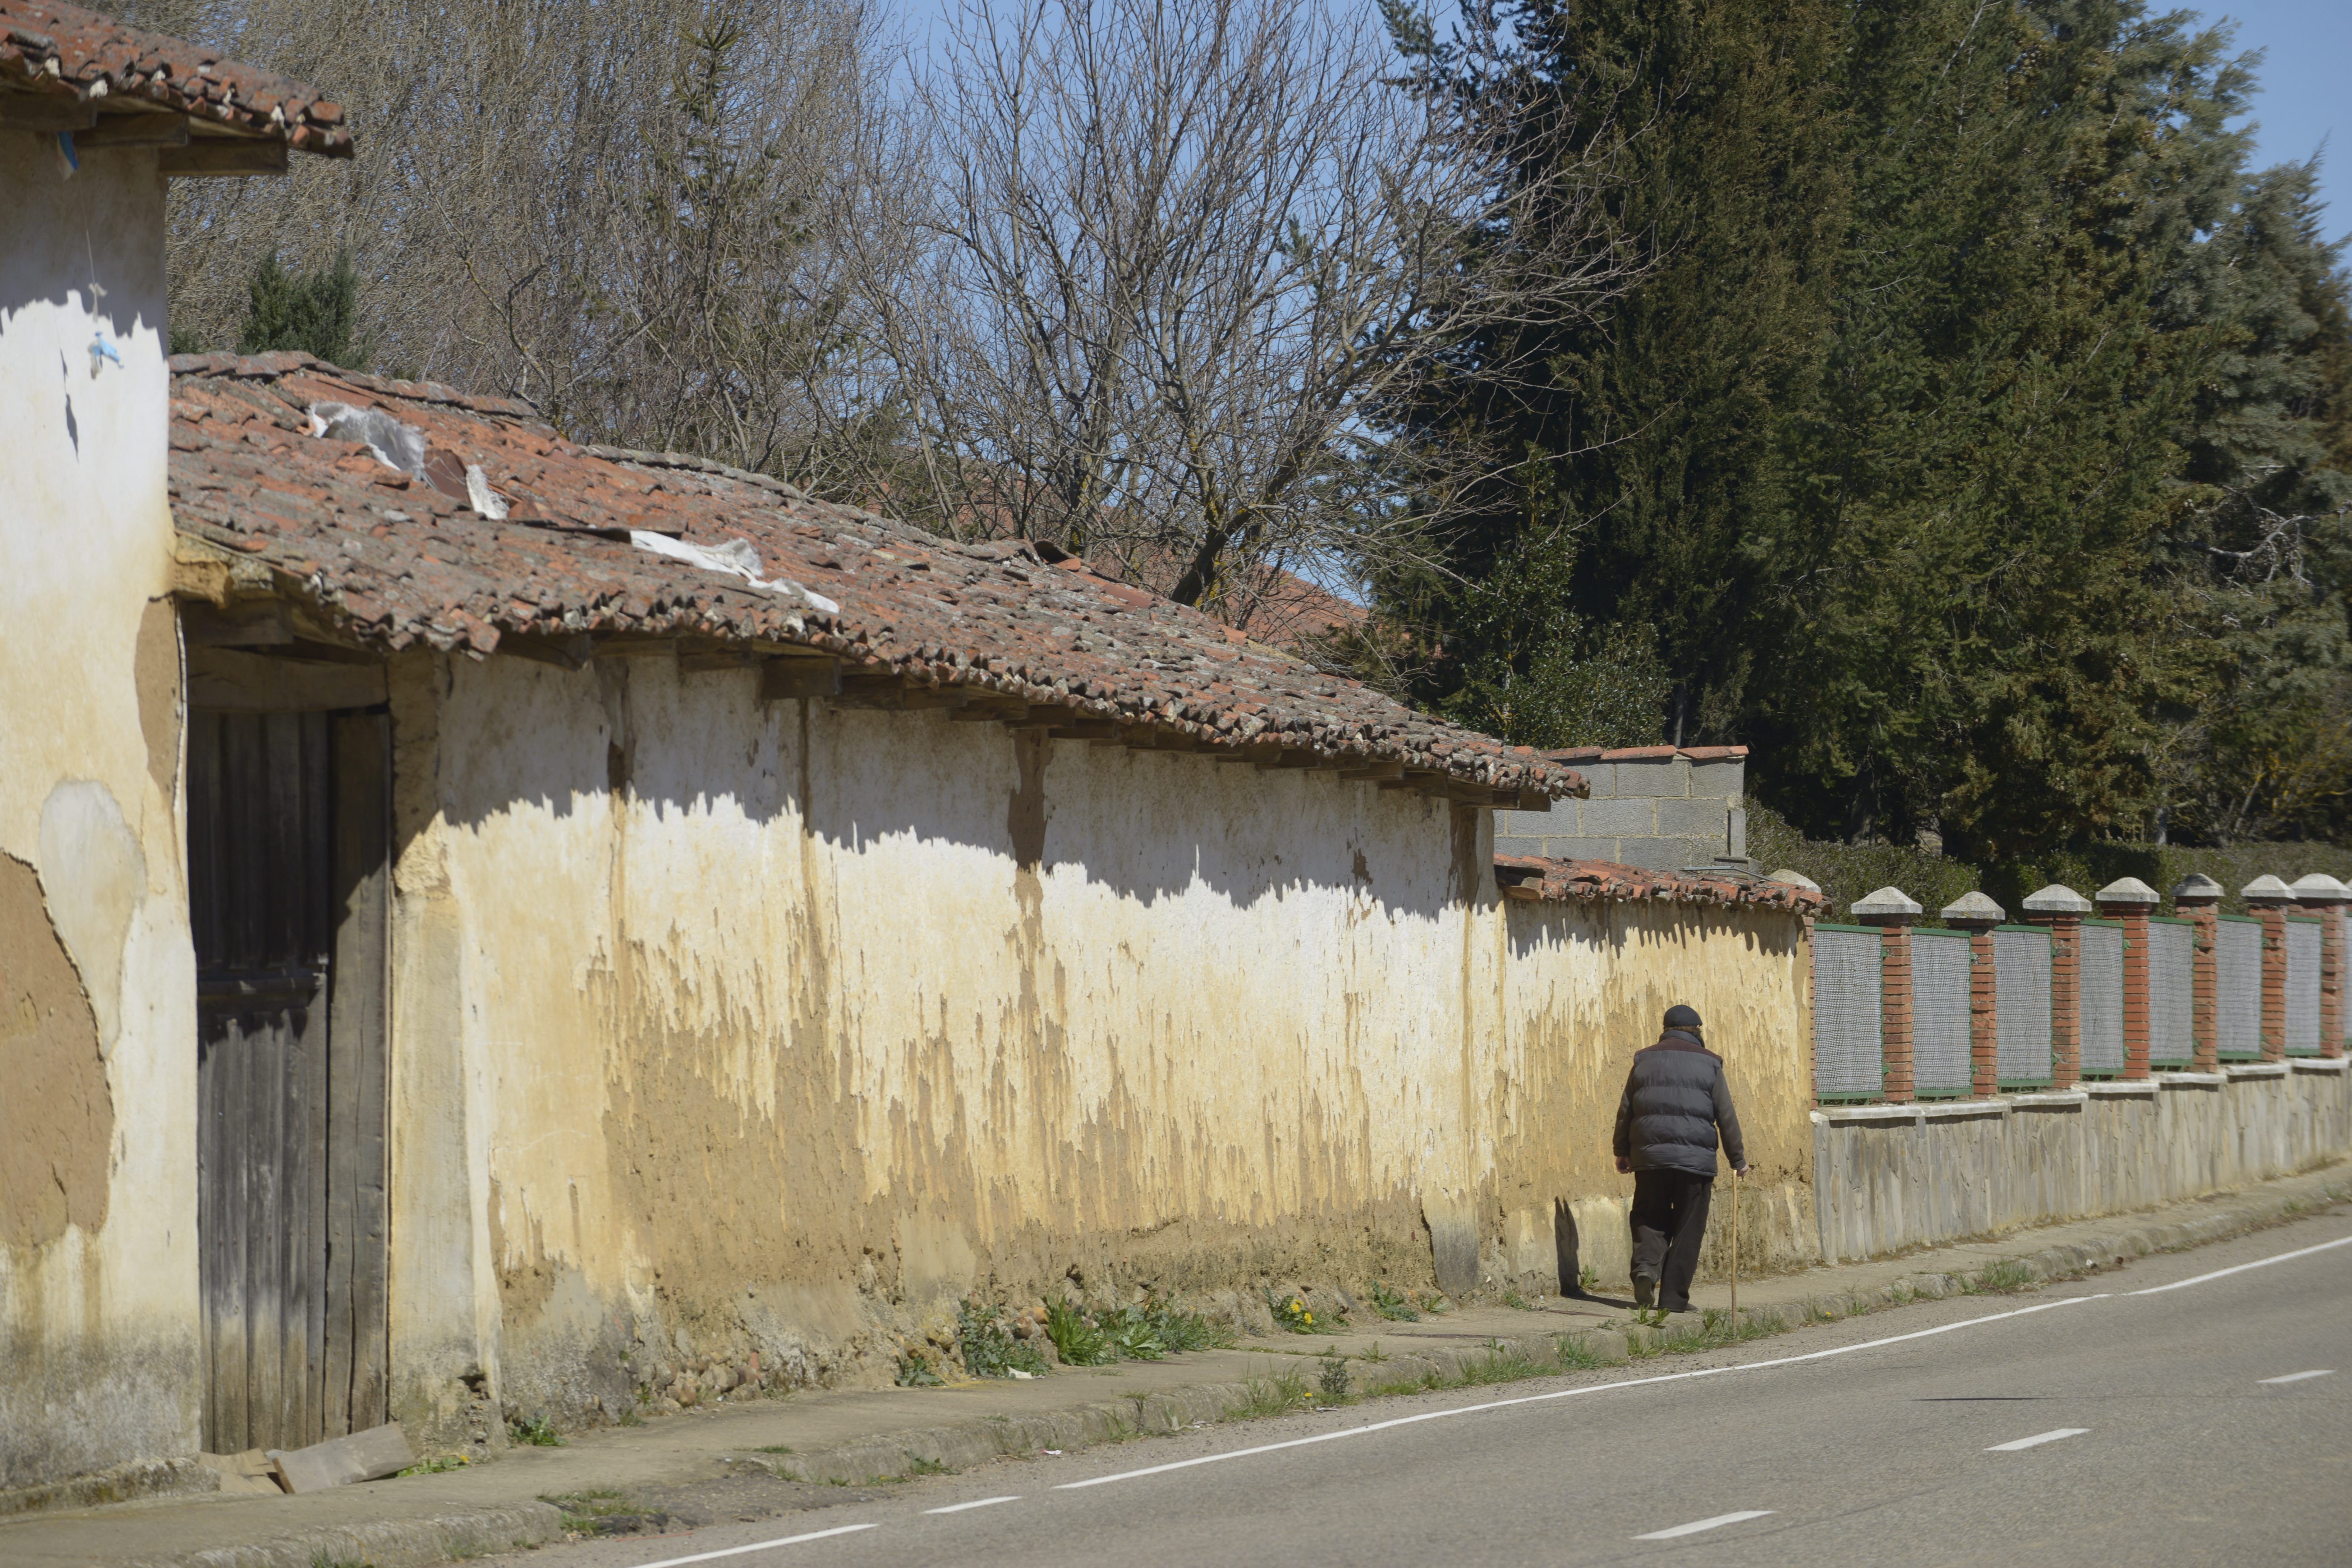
[1633,1510,1776,1541]
[1986,1427,2090,1452]
[923,1496,1023,1514]
[2259,1370,2335,1385]
[2124,1233,2352,1296]
[1056,1296,2102,1490]
[623,1522,879,1568]
[1049,1225,2349,1494]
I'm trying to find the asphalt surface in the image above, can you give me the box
[486,1213,2352,1568]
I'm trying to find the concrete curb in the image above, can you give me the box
[117,1502,568,1568]
[82,1164,2350,1566]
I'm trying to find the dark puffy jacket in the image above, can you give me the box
[1612,1030,1747,1177]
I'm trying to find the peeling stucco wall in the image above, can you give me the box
[0,138,201,1497]
[383,652,1817,1439]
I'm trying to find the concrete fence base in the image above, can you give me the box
[1813,1059,2352,1263]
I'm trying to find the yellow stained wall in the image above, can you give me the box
[0,141,199,1498]
[385,651,1815,1436]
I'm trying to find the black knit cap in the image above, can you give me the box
[1663,1003,1704,1030]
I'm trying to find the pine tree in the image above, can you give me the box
[236,251,374,369]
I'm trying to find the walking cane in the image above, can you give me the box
[1729,1165,1740,1332]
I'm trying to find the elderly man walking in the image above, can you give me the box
[1612,1003,1747,1315]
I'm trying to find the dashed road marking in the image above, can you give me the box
[2259,1370,2335,1385]
[625,1521,879,1567]
[1987,1427,2090,1452]
[1634,1510,1776,1541]
[924,1496,1023,1514]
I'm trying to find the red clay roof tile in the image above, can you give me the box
[168,355,1586,800]
[1,1,350,155]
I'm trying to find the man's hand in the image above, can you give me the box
[1732,1164,1750,1177]
[1614,1155,1632,1175]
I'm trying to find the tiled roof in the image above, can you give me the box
[1493,855,1825,913]
[0,1,350,155]
[166,354,1586,802]
[1543,745,1748,763]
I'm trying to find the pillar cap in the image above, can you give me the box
[1766,868,1821,893]
[2021,884,2092,915]
[1852,885,1922,922]
[2240,873,2295,905]
[2289,872,2351,904]
[1940,890,2006,926]
[2094,876,2159,908]
[2170,873,2225,904]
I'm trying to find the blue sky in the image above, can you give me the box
[894,0,2349,245]
[2215,0,2350,242]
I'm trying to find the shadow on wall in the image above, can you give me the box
[429,655,1469,923]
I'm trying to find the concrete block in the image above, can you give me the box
[1612,757,1691,796]
[1547,837,1622,863]
[1492,834,1548,859]
[1656,796,1730,840]
[1580,796,1657,836]
[1493,808,1555,840]
[1573,761,1616,797]
[1615,837,1704,871]
[1688,758,1744,800]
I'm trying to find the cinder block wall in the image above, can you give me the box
[1494,746,1747,872]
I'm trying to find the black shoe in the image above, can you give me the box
[1632,1276,1655,1310]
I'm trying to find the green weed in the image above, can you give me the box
[507,1415,563,1447]
[1577,1265,1600,1295]
[1045,1300,1116,1366]
[1360,1339,1389,1363]
[1264,1289,1341,1334]
[1967,1260,2036,1295]
[1552,1334,1606,1370]
[754,1444,794,1454]
[1366,1281,1421,1322]
[957,1300,1054,1379]
[1230,1365,1312,1418]
[311,1554,375,1568]
[902,1453,952,1476]
[396,1452,471,1476]
[1456,1340,1548,1386]
[1317,1351,1352,1403]
[895,1350,947,1386]
[1500,1289,1533,1310]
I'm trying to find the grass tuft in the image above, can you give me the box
[507,1415,563,1447]
[1229,1364,1312,1418]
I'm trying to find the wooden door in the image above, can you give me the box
[189,708,390,1452]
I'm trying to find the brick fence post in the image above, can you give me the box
[2290,873,2351,1059]
[1855,885,1921,1104]
[2022,885,2090,1090]
[1943,891,2005,1097]
[2243,875,2294,1062]
[2096,877,2159,1080]
[2171,874,2223,1073]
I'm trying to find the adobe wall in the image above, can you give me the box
[382,651,1818,1444]
[0,140,202,1501]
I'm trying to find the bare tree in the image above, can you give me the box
[130,0,913,480]
[861,0,1626,625]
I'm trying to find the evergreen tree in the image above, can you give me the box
[235,251,374,368]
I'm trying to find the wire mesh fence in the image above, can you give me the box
[2217,917,2265,1059]
[2080,919,2127,1076]
[1911,929,1973,1097]
[1813,925,1883,1100]
[2147,917,2196,1069]
[1994,926,2053,1087]
[2287,917,2322,1055]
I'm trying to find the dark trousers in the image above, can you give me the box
[1629,1170,1713,1311]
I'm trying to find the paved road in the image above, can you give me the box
[492,1214,2352,1568]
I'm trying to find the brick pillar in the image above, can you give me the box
[1855,886,1921,1104]
[2172,874,2222,1073]
[2291,874,2350,1059]
[1943,891,2004,1097]
[2097,877,2159,1080]
[2022,885,2090,1089]
[2243,876,2294,1062]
